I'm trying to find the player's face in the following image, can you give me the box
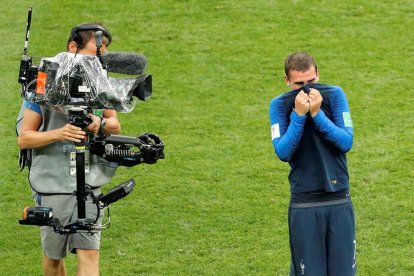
[285,66,319,90]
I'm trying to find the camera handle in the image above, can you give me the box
[75,140,87,220]
[68,107,94,228]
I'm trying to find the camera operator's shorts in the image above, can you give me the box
[34,190,103,260]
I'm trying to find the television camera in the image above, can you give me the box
[17,7,164,234]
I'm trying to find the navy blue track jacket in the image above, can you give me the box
[269,83,353,194]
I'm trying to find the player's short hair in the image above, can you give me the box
[284,52,318,79]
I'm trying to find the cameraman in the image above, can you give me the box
[17,23,120,276]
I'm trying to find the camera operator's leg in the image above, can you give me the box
[76,249,99,276]
[43,256,66,276]
[70,190,103,276]
[36,194,75,276]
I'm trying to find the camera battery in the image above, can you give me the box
[20,206,54,226]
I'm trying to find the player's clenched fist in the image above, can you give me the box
[294,91,310,116]
[308,88,322,117]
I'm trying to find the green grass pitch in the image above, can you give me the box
[0,0,413,275]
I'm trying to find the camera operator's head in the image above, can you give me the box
[67,23,112,55]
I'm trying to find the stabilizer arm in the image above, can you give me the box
[89,133,165,167]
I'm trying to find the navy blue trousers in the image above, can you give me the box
[288,200,356,276]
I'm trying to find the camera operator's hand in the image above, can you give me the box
[85,114,101,135]
[294,91,310,116]
[309,88,322,117]
[59,124,86,143]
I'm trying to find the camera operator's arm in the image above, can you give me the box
[86,109,121,135]
[18,108,86,150]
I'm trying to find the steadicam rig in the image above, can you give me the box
[18,107,165,234]
[18,120,165,234]
[17,7,165,234]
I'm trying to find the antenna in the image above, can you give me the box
[18,7,34,95]
[22,7,32,58]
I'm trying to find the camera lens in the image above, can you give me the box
[130,74,152,101]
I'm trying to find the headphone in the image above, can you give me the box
[69,23,112,47]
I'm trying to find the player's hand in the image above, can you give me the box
[58,124,86,142]
[308,88,322,117]
[294,91,310,116]
[85,114,101,135]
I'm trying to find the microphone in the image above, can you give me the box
[101,51,148,75]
